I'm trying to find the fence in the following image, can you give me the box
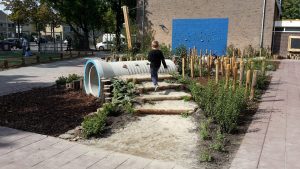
[0,50,95,69]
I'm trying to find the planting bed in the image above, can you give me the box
[0,86,100,136]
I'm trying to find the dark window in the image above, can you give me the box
[275,27,284,31]
[291,38,300,49]
[285,27,300,32]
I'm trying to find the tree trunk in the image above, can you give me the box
[83,30,90,50]
[115,0,122,51]
[92,29,96,50]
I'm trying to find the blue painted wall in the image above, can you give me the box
[172,18,229,56]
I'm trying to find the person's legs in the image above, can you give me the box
[150,67,157,86]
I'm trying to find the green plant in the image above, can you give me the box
[181,111,189,118]
[160,43,171,59]
[199,118,212,140]
[66,74,81,83]
[82,110,108,138]
[111,79,136,114]
[210,129,226,152]
[200,149,213,162]
[55,76,67,85]
[182,96,191,102]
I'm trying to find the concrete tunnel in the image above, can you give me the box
[84,58,177,97]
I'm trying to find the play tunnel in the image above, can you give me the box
[84,58,177,97]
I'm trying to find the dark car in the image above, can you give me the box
[35,37,48,44]
[0,40,12,51]
[4,38,22,49]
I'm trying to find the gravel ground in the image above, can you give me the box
[79,114,201,169]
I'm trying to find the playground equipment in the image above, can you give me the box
[84,58,177,97]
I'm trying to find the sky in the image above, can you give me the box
[0,4,11,14]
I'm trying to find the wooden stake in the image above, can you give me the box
[207,56,211,79]
[250,70,258,100]
[245,70,251,96]
[225,64,230,88]
[233,66,238,91]
[199,50,202,77]
[122,6,132,50]
[262,59,266,75]
[190,51,194,78]
[182,57,185,78]
[221,57,224,76]
[239,61,244,87]
[215,59,219,83]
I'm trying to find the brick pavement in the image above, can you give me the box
[0,127,186,169]
[230,60,300,169]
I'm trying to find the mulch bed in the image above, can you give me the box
[0,86,100,136]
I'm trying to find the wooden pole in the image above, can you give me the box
[182,57,185,78]
[245,70,251,96]
[207,56,211,79]
[215,59,219,83]
[225,64,230,88]
[199,49,202,77]
[221,57,224,76]
[239,61,244,87]
[122,6,132,50]
[233,66,238,91]
[250,70,258,100]
[190,51,194,78]
[262,59,266,75]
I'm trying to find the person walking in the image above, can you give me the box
[22,38,28,56]
[147,40,168,91]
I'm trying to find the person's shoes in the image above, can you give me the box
[154,84,159,92]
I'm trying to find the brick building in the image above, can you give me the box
[136,0,281,52]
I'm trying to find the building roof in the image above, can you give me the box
[275,20,300,27]
[0,10,13,23]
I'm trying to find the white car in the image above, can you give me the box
[96,41,114,50]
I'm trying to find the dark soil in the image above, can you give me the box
[0,86,100,136]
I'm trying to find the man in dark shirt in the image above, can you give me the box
[148,40,167,91]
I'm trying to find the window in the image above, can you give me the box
[285,27,300,32]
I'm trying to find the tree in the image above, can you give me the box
[108,0,136,51]
[282,0,300,19]
[43,0,108,50]
[1,0,33,38]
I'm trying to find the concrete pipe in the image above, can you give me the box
[84,58,177,97]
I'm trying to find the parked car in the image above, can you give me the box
[96,41,114,50]
[4,38,22,49]
[0,40,12,51]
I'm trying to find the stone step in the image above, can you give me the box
[117,74,174,83]
[136,82,183,92]
[136,89,191,101]
[134,100,198,114]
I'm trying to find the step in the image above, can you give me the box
[136,82,183,92]
[117,74,174,83]
[134,100,198,114]
[136,89,191,101]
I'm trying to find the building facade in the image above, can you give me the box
[137,0,281,51]
[273,20,300,57]
[0,10,15,39]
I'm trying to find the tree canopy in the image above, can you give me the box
[281,0,300,19]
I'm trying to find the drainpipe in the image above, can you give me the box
[260,0,267,48]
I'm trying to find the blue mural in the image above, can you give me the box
[172,18,229,56]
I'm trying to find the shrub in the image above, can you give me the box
[55,76,67,85]
[210,129,226,152]
[199,118,212,140]
[200,149,213,162]
[111,79,136,114]
[160,43,171,59]
[82,110,108,138]
[66,74,81,83]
